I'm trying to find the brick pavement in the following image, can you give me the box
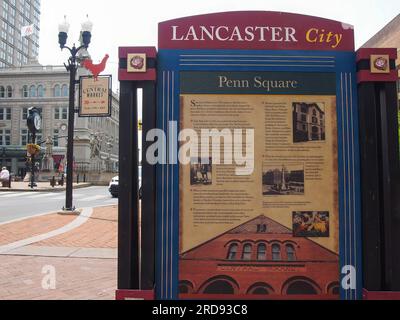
[0,214,75,246]
[0,205,119,300]
[0,255,116,300]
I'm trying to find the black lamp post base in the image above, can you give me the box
[59,207,80,216]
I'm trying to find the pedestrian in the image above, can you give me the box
[0,167,10,187]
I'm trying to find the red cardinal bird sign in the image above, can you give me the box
[79,75,112,117]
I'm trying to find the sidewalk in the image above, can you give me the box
[0,181,92,192]
[0,205,118,300]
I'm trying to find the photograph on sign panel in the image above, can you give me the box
[262,163,305,196]
[293,211,330,238]
[292,102,326,143]
[190,157,212,186]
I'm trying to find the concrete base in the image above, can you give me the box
[57,209,82,216]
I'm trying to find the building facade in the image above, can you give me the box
[0,61,119,180]
[0,0,40,68]
[179,215,339,299]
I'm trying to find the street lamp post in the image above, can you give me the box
[58,15,93,211]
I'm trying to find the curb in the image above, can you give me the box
[0,183,93,193]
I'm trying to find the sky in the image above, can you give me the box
[38,0,400,89]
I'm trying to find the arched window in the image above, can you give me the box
[286,280,318,295]
[242,244,252,260]
[37,85,44,97]
[327,282,340,295]
[272,244,281,261]
[61,84,68,96]
[200,276,238,294]
[226,244,238,260]
[6,86,12,98]
[54,85,61,97]
[22,85,28,98]
[178,281,194,294]
[247,283,275,295]
[29,85,36,97]
[257,243,267,261]
[0,86,4,98]
[286,244,296,261]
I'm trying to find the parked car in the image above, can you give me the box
[109,166,142,198]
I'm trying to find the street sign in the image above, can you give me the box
[78,75,112,117]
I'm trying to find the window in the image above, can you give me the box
[37,85,44,97]
[227,244,238,260]
[0,86,4,98]
[0,129,11,146]
[257,224,267,233]
[6,86,12,97]
[286,244,296,261]
[21,129,28,146]
[0,107,11,120]
[29,85,36,97]
[257,244,267,261]
[53,129,59,147]
[54,107,68,120]
[61,84,68,97]
[272,244,281,261]
[22,107,28,120]
[242,244,252,260]
[54,85,61,97]
[22,85,28,97]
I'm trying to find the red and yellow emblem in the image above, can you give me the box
[127,53,147,73]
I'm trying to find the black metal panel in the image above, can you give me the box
[140,81,157,290]
[118,82,139,289]
[358,82,383,291]
[381,82,400,290]
[358,80,400,292]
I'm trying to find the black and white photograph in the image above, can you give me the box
[190,158,212,186]
[292,102,326,143]
[263,164,305,196]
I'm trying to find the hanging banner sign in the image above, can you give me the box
[79,75,112,117]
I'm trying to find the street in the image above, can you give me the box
[0,186,117,223]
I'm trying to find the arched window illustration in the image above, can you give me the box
[327,282,340,295]
[283,277,321,295]
[200,276,238,295]
[247,283,275,295]
[178,280,194,294]
[0,86,4,98]
[226,243,238,260]
[272,244,281,261]
[54,85,61,97]
[257,243,267,261]
[286,244,296,261]
[242,244,252,260]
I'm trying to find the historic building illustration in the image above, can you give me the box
[179,215,339,299]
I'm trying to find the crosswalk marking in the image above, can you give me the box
[25,193,55,199]
[0,193,22,198]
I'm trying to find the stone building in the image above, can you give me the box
[0,60,119,181]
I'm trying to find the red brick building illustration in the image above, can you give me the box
[179,215,339,299]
